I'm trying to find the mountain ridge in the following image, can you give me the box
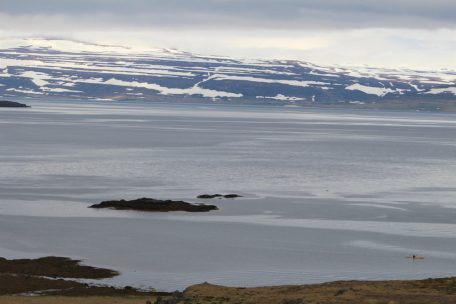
[1,38,455,110]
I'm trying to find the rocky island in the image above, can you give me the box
[0,100,29,108]
[89,197,218,212]
[197,194,243,199]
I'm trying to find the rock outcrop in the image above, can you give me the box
[197,194,243,199]
[0,100,29,108]
[89,197,218,212]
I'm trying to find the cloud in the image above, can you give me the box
[0,0,455,30]
[0,1,454,70]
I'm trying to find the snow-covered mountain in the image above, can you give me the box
[1,38,455,107]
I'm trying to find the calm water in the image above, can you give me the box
[0,100,455,290]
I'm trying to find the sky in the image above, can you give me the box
[0,0,455,69]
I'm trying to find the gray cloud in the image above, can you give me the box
[0,0,455,30]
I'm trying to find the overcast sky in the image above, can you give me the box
[0,0,455,69]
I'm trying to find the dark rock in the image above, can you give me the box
[0,100,29,108]
[0,256,118,279]
[223,194,243,199]
[89,197,218,212]
[197,194,243,199]
[172,291,184,301]
[282,300,305,304]
[0,256,170,297]
[197,194,223,199]
[334,288,350,296]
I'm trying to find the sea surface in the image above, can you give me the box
[0,100,455,291]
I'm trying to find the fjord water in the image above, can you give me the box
[0,100,455,290]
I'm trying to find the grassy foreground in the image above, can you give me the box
[1,278,456,304]
[183,278,456,304]
[0,296,152,304]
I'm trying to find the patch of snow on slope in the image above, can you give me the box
[409,83,424,92]
[215,66,295,76]
[257,94,305,102]
[3,55,196,78]
[6,88,43,95]
[42,87,82,93]
[213,75,329,87]
[346,83,396,97]
[425,87,456,95]
[81,78,243,98]
[308,70,340,78]
[0,38,163,55]
[18,71,82,93]
[21,71,50,87]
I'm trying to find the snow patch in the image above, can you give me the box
[42,87,82,93]
[21,71,50,87]
[81,78,243,99]
[346,83,396,97]
[213,75,329,87]
[6,88,43,95]
[409,83,424,92]
[257,94,305,102]
[425,87,456,95]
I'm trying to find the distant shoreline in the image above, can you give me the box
[6,96,456,113]
[0,100,29,108]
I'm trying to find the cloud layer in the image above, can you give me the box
[1,0,456,30]
[0,1,455,69]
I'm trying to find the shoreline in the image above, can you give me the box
[1,256,454,303]
[7,96,456,113]
[2,278,455,304]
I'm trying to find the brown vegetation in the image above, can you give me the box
[183,278,456,304]
[1,256,455,303]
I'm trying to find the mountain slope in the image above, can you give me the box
[1,38,455,108]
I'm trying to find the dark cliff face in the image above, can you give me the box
[0,100,28,107]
